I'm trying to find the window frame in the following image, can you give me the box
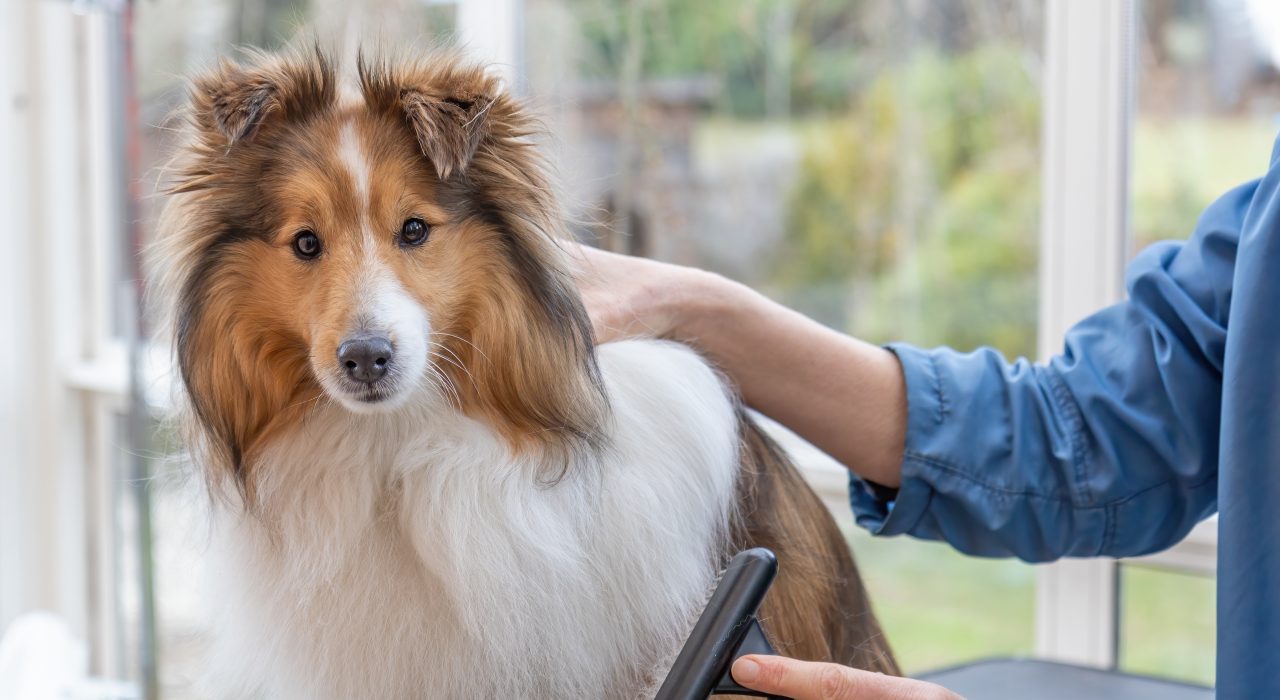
[0,0,36,637]
[1,0,136,680]
[1031,0,1135,668]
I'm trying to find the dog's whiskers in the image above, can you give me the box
[429,341,478,389]
[423,361,462,408]
[286,391,329,413]
[432,331,493,366]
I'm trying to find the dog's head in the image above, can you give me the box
[153,49,606,500]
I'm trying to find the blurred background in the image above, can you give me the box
[3,0,1276,697]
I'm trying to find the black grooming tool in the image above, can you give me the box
[654,547,790,700]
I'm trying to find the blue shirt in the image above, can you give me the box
[850,134,1280,697]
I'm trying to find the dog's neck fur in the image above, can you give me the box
[201,340,740,699]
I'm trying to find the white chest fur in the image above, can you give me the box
[201,340,741,699]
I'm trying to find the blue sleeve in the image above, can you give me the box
[849,181,1248,562]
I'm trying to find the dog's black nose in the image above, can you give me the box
[338,336,393,383]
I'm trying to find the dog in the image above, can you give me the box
[149,47,897,699]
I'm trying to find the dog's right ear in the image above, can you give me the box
[190,49,336,146]
[199,63,279,144]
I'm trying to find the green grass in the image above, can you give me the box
[1134,117,1277,203]
[843,526,1035,674]
[1119,565,1216,686]
[845,528,1215,686]
[1132,117,1278,251]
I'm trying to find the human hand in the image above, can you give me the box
[569,244,735,344]
[732,655,962,700]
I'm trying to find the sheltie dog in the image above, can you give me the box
[149,47,897,698]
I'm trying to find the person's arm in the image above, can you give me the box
[851,175,1242,560]
[573,247,907,487]
[576,171,1242,561]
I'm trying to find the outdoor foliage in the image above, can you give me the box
[777,45,1041,358]
[570,0,874,117]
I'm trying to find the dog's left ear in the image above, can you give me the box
[401,90,494,180]
[359,56,497,180]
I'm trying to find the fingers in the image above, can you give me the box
[732,655,962,700]
[565,243,690,342]
[577,288,631,344]
[568,245,624,343]
[570,248,660,343]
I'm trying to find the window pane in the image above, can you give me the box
[847,528,1036,672]
[526,0,1044,672]
[1131,0,1280,257]
[1118,564,1216,686]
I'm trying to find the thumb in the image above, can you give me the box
[732,655,960,700]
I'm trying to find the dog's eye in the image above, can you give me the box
[292,230,322,260]
[399,218,430,247]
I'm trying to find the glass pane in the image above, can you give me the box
[1131,0,1280,257]
[527,0,1044,672]
[1118,564,1216,686]
[847,527,1036,672]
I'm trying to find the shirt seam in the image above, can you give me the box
[1043,365,1094,506]
[1101,472,1217,553]
[1101,502,1117,557]
[909,450,1218,508]
[929,353,949,424]
[904,451,1075,503]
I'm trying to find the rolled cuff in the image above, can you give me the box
[846,343,1109,561]
[847,343,947,537]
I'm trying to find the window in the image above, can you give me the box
[5,1,1234,696]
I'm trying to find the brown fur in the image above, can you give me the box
[153,46,896,685]
[732,410,899,675]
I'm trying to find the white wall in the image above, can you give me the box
[0,0,97,644]
[0,0,38,634]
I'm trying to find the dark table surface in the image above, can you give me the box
[917,658,1214,699]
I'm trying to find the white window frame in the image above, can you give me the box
[2,0,135,682]
[0,0,37,637]
[456,0,526,92]
[1032,0,1135,668]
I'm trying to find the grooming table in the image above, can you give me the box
[918,658,1213,699]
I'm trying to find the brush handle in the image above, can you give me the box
[654,548,790,700]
